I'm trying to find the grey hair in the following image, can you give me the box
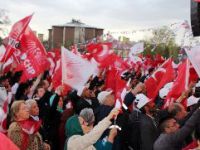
[10,100,25,122]
[79,108,95,126]
[25,99,37,110]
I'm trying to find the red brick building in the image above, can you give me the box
[48,19,103,49]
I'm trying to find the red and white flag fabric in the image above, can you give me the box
[0,46,14,73]
[105,68,117,92]
[0,45,6,62]
[166,59,190,101]
[0,91,12,133]
[19,27,49,82]
[2,57,14,73]
[129,42,144,57]
[189,67,199,83]
[109,54,128,72]
[185,46,200,78]
[1,14,33,62]
[47,52,56,76]
[62,47,96,90]
[18,119,42,135]
[113,73,130,110]
[86,43,113,64]
[145,58,175,99]
[0,132,19,150]
[52,59,61,89]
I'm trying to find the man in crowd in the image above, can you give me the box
[154,106,200,150]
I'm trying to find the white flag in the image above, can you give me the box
[185,46,200,77]
[61,47,96,90]
[129,42,144,57]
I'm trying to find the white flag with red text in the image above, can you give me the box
[1,14,33,62]
[61,47,96,90]
[185,46,200,78]
[19,27,49,82]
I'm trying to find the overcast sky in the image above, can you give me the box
[0,0,190,40]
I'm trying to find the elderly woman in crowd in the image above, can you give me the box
[25,99,40,121]
[25,99,50,149]
[65,108,119,150]
[7,100,49,150]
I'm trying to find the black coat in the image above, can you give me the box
[75,97,99,114]
[47,94,63,150]
[140,114,159,150]
[94,105,113,124]
[127,109,142,150]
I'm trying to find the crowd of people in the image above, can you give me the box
[0,52,200,150]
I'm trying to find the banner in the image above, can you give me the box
[1,14,33,62]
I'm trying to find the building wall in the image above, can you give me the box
[48,24,104,48]
[74,27,85,44]
[52,26,64,48]
[85,28,95,41]
[64,27,75,46]
[48,29,52,49]
[95,29,103,37]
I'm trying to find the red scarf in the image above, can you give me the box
[18,118,42,135]
[17,119,42,150]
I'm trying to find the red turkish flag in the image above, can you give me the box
[155,54,165,66]
[86,43,113,63]
[109,54,128,72]
[115,74,126,99]
[105,68,117,92]
[145,58,175,99]
[189,67,198,83]
[47,52,57,76]
[52,59,62,89]
[166,59,190,101]
[1,14,33,62]
[19,27,49,82]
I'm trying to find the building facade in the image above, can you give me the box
[48,19,103,49]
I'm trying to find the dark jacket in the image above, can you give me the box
[140,114,159,150]
[59,108,74,150]
[127,109,142,150]
[37,91,53,142]
[94,105,113,125]
[47,94,63,150]
[154,108,200,150]
[76,97,99,114]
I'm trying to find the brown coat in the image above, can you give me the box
[7,122,44,150]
